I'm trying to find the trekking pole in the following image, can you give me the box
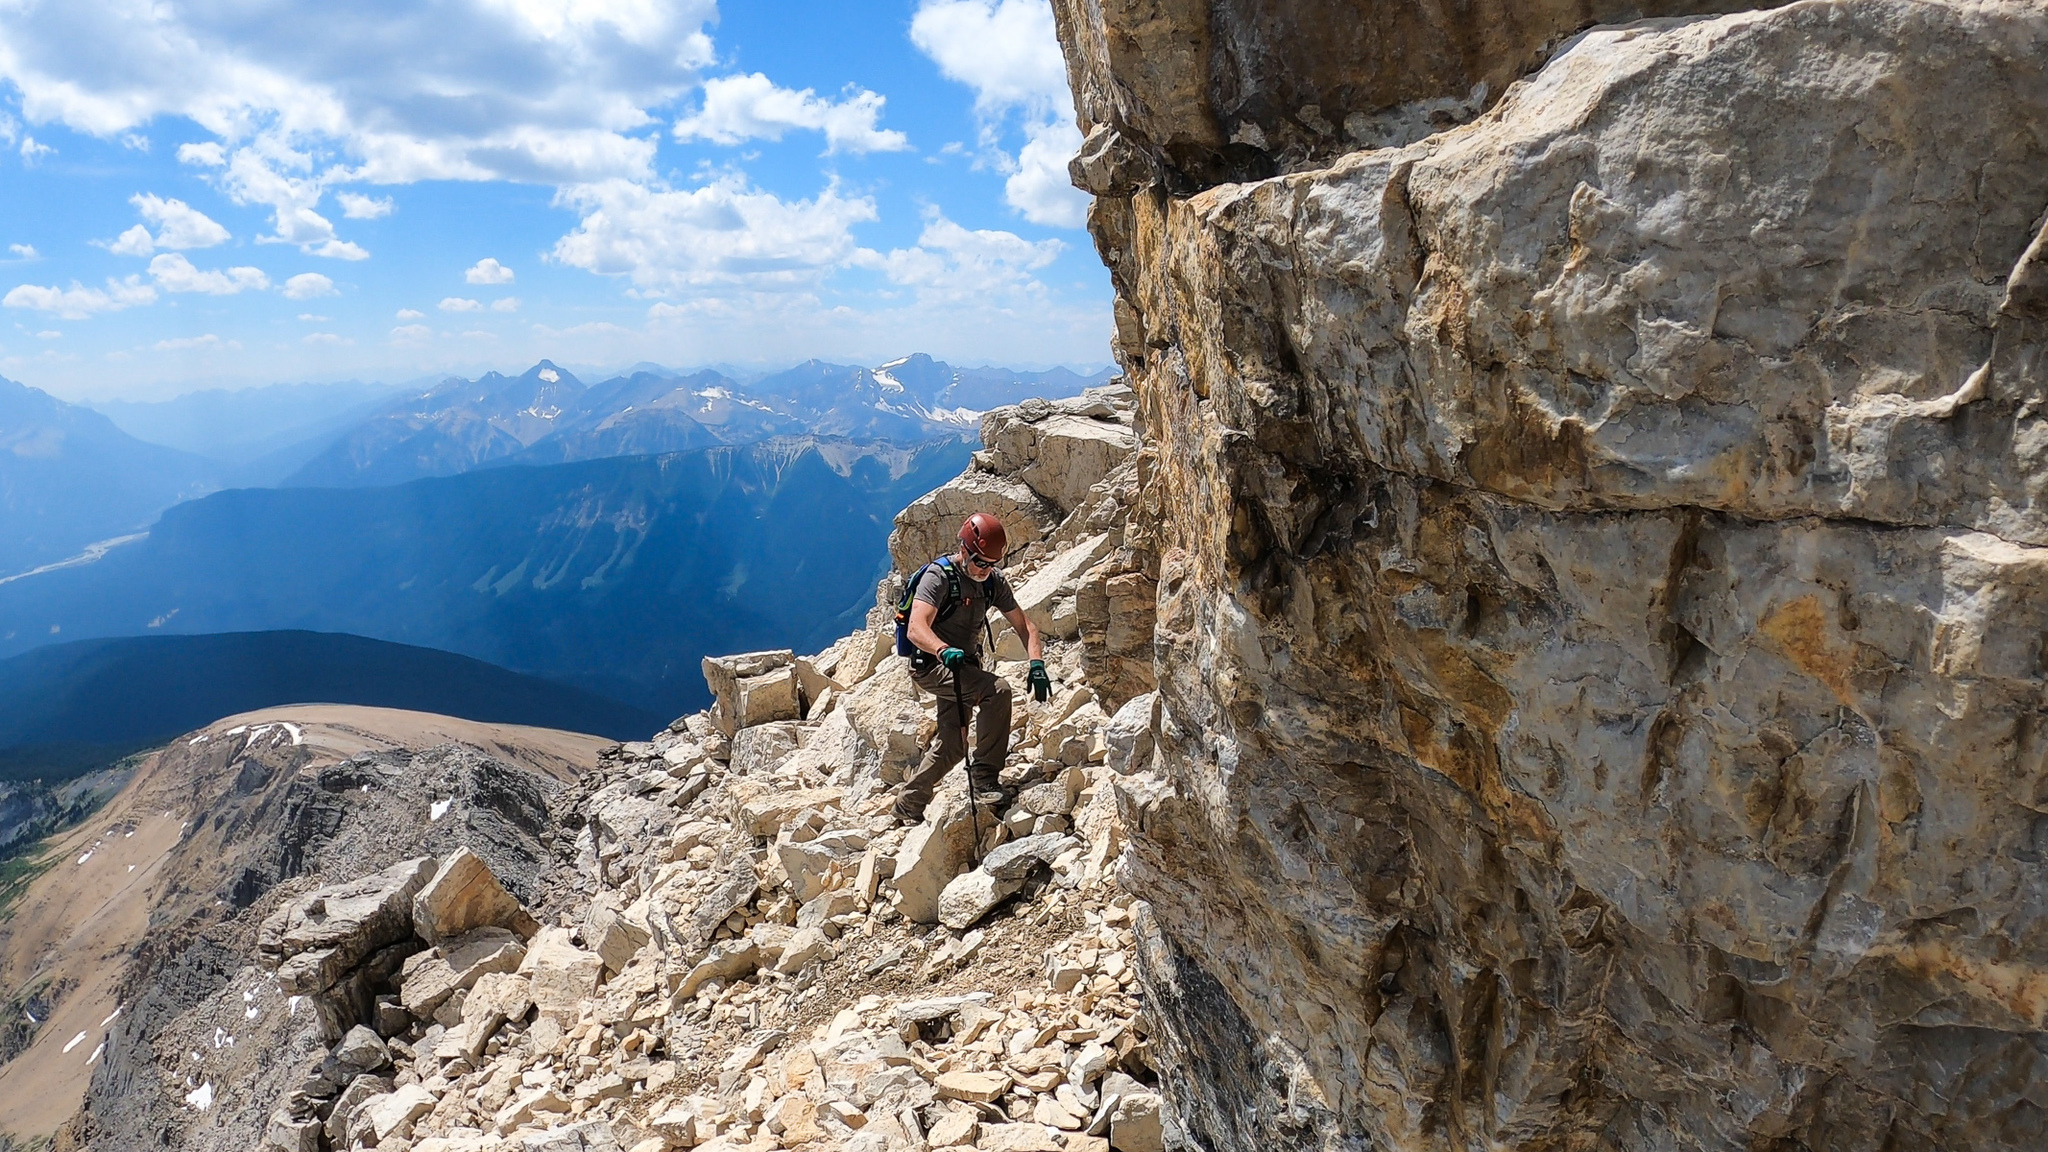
[955,669,984,866]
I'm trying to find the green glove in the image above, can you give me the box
[1028,659,1052,702]
[939,646,967,668]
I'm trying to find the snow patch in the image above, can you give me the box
[211,1026,233,1049]
[288,996,302,1017]
[430,798,452,821]
[86,1041,104,1065]
[184,1082,213,1111]
[62,1031,88,1053]
[101,1006,121,1027]
[538,368,560,383]
[77,851,92,865]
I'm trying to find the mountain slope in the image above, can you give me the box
[0,377,218,577]
[0,630,663,780]
[0,436,974,713]
[89,379,405,466]
[282,361,588,487]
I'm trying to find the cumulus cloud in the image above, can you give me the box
[282,272,336,299]
[910,0,1070,116]
[336,192,394,219]
[465,258,514,284]
[491,297,520,312]
[178,142,225,166]
[302,331,349,344]
[910,0,1086,228]
[395,308,425,320]
[675,73,909,154]
[2,276,157,318]
[105,194,233,253]
[0,1,717,187]
[390,323,432,341]
[551,175,876,291]
[7,244,35,259]
[853,210,1063,302]
[148,253,269,294]
[439,297,482,312]
[19,136,53,163]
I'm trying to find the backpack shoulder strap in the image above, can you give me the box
[899,557,965,622]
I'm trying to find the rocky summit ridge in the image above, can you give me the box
[208,383,1159,1152]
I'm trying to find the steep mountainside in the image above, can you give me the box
[0,376,217,577]
[278,357,1109,489]
[0,706,607,1151]
[0,438,974,714]
[1054,0,2048,1149]
[0,631,662,781]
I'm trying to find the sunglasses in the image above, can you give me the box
[964,550,1001,571]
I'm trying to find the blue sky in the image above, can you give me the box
[0,0,1110,401]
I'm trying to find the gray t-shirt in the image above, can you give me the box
[912,561,1017,656]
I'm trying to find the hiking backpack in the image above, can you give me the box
[893,556,966,658]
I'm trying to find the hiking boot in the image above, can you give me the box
[890,801,925,826]
[971,789,1009,808]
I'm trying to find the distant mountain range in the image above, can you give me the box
[0,630,662,782]
[0,376,218,578]
[90,378,408,467]
[0,436,974,713]
[280,354,1109,489]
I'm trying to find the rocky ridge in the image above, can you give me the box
[1054,0,2048,1149]
[239,385,1170,1152]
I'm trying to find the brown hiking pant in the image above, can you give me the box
[898,659,1012,815]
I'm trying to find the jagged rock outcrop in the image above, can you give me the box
[1053,0,2048,1150]
[247,386,1155,1152]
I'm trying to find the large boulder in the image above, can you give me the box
[412,847,528,945]
[702,650,799,736]
[889,470,1059,573]
[258,857,436,995]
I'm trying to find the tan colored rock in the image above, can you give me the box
[412,848,527,946]
[519,927,603,1024]
[937,869,1024,931]
[934,1070,1011,1104]
[889,469,1058,574]
[973,1124,1062,1152]
[361,1084,437,1143]
[926,1107,979,1147]
[259,856,435,994]
[1010,533,1114,641]
[728,781,843,837]
[839,658,932,784]
[889,794,979,924]
[701,649,796,736]
[771,926,831,974]
[582,892,651,975]
[1056,0,2048,1149]
[978,406,1137,515]
[400,926,526,1017]
[674,939,760,998]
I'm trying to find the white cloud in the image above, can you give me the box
[296,313,328,321]
[853,210,1063,302]
[106,225,156,257]
[395,308,425,320]
[7,244,35,259]
[551,175,876,291]
[134,194,233,249]
[0,1,718,199]
[675,73,910,155]
[1006,120,1086,228]
[121,132,149,151]
[390,323,432,341]
[153,333,237,351]
[0,112,14,146]
[282,272,336,299]
[491,297,520,312]
[148,253,269,295]
[440,297,482,312]
[19,136,53,163]
[910,1,1070,116]
[336,192,394,219]
[466,258,515,284]
[910,1,1086,229]
[178,142,225,166]
[310,239,369,260]
[2,277,157,318]
[302,332,349,344]
[35,330,60,339]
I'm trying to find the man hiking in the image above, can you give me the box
[892,512,1053,824]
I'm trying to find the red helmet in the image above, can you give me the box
[959,512,1009,561]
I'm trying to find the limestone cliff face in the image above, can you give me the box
[1053,1,2048,1149]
